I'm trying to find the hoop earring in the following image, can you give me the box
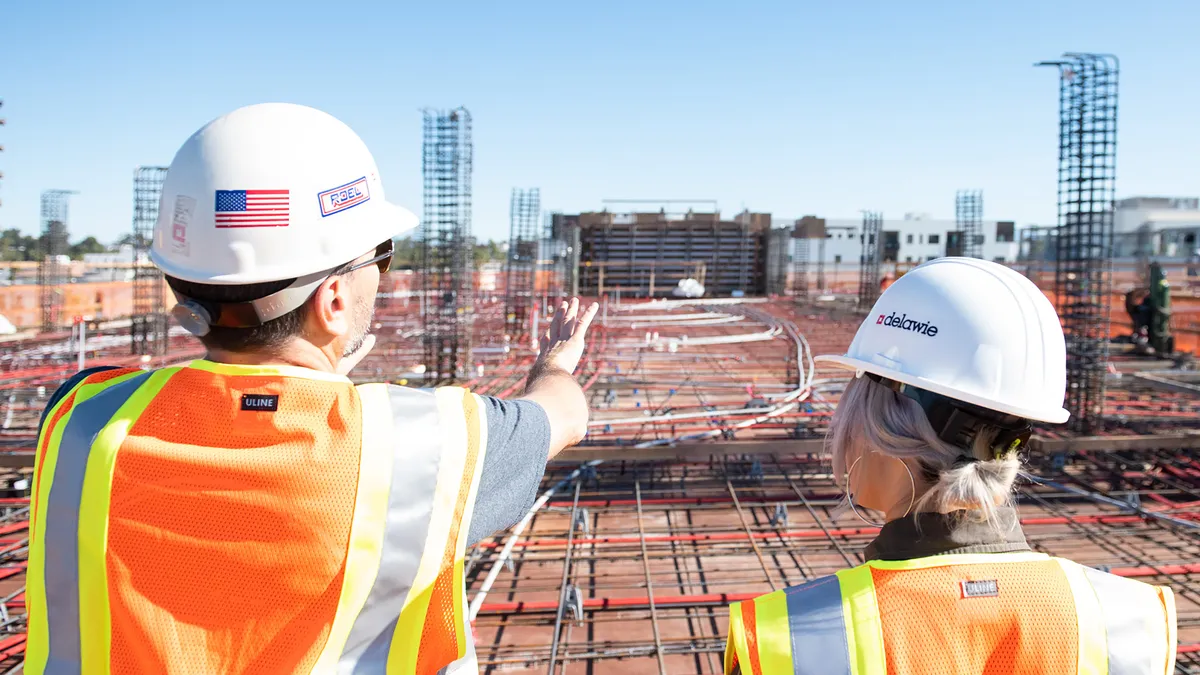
[847,455,916,527]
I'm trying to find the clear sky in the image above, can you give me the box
[1,0,1197,244]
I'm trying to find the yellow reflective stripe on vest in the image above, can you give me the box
[1164,586,1178,675]
[331,384,456,672]
[725,602,749,675]
[1057,559,1107,675]
[386,386,486,673]
[323,386,484,674]
[186,358,353,383]
[1079,564,1176,675]
[447,393,488,670]
[749,589,793,675]
[725,589,798,675]
[26,370,146,675]
[78,368,178,675]
[724,577,857,675]
[865,550,1051,570]
[836,565,884,675]
[309,383,398,672]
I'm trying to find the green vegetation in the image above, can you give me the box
[1,228,121,261]
[390,237,506,269]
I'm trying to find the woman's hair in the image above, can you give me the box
[828,375,1020,525]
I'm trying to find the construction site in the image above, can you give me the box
[1,53,1200,673]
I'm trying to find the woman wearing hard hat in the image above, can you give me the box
[725,258,1176,675]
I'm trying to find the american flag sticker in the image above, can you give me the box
[214,189,290,228]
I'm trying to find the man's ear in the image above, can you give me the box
[308,275,351,341]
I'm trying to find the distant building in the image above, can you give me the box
[1113,196,1200,259]
[81,244,139,265]
[797,213,1021,267]
[563,209,772,297]
[81,245,139,282]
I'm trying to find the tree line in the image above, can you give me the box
[0,228,117,262]
[1,230,507,265]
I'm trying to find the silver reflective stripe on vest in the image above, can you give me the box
[339,386,444,674]
[785,576,851,675]
[1083,567,1165,675]
[44,372,151,674]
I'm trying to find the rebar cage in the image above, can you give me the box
[1039,53,1119,433]
[131,167,168,356]
[420,108,474,383]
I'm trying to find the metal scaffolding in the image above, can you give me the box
[1038,53,1119,433]
[549,212,577,299]
[420,108,474,383]
[505,188,541,341]
[765,228,790,296]
[793,238,809,299]
[131,167,169,356]
[792,216,827,300]
[574,207,768,297]
[38,190,76,333]
[857,211,882,309]
[955,189,984,259]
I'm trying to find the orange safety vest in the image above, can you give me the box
[27,360,490,674]
[726,552,1177,675]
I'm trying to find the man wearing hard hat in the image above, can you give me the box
[26,103,598,674]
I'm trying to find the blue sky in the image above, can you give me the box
[1,0,1197,244]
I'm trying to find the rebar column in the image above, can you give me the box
[1037,53,1119,433]
[955,189,984,259]
[857,211,883,309]
[505,188,541,341]
[420,108,474,383]
[548,213,576,299]
[131,167,168,355]
[793,238,809,299]
[38,190,76,333]
[792,216,826,300]
[765,228,790,296]
[816,236,826,292]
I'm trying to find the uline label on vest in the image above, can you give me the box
[241,394,279,412]
[960,579,999,598]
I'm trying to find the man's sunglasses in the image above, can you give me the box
[342,239,394,275]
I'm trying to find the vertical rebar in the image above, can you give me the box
[506,188,541,342]
[793,238,809,300]
[857,211,883,309]
[722,465,779,592]
[635,478,668,674]
[131,167,168,356]
[420,108,474,383]
[38,190,77,333]
[547,479,582,674]
[1037,53,1119,433]
[955,189,984,259]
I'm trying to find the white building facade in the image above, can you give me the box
[791,213,1022,268]
[1113,196,1200,260]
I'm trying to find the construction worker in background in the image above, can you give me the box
[27,103,599,674]
[726,258,1176,675]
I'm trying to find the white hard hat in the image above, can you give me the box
[816,257,1069,424]
[151,103,417,285]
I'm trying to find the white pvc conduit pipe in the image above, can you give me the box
[468,307,822,620]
